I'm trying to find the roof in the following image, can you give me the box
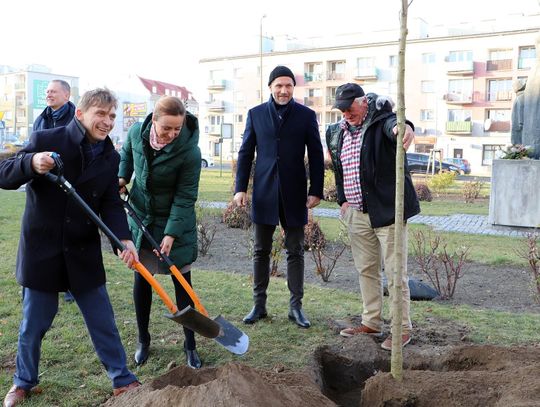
[137,76,196,101]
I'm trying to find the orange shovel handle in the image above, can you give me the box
[169,265,209,317]
[133,262,178,314]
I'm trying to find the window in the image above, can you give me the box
[519,46,536,69]
[327,60,346,80]
[326,86,337,105]
[304,62,323,81]
[151,85,157,94]
[482,144,504,166]
[420,109,434,121]
[235,114,243,123]
[489,49,512,60]
[487,79,512,101]
[486,109,511,131]
[389,55,398,67]
[325,111,343,125]
[209,115,223,125]
[448,50,472,62]
[421,81,435,93]
[447,78,473,102]
[357,57,375,69]
[448,109,471,122]
[422,53,435,64]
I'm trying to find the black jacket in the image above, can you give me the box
[0,120,131,292]
[33,101,76,131]
[326,93,420,228]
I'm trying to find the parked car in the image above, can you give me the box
[443,157,471,175]
[406,152,460,175]
[201,153,215,168]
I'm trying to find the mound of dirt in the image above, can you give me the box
[103,362,335,407]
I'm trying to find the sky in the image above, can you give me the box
[2,0,539,99]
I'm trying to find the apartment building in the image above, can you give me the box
[199,15,539,175]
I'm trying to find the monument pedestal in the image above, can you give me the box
[489,159,540,228]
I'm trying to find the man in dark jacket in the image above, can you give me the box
[326,83,419,350]
[0,88,140,407]
[234,65,324,328]
[33,79,76,131]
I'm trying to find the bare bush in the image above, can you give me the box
[196,205,216,257]
[516,233,540,302]
[310,235,347,282]
[414,182,433,202]
[323,169,337,202]
[461,180,485,204]
[271,227,285,277]
[304,212,326,250]
[222,201,252,230]
[411,230,469,299]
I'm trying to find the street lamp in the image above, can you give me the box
[259,14,267,104]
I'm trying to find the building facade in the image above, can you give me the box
[199,16,539,175]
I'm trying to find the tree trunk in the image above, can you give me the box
[391,0,411,381]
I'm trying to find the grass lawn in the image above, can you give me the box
[1,186,538,406]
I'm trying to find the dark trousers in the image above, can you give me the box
[133,270,196,350]
[14,285,137,390]
[253,223,305,309]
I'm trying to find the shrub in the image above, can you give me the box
[304,211,326,250]
[414,182,432,202]
[196,205,217,256]
[461,180,484,204]
[222,201,252,230]
[0,151,16,161]
[427,171,456,196]
[515,233,540,303]
[323,169,337,202]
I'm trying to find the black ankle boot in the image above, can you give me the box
[242,306,268,324]
[185,348,202,369]
[134,341,150,365]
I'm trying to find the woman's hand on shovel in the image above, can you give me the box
[118,240,139,269]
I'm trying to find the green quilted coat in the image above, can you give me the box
[119,111,201,271]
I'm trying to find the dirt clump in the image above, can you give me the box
[103,362,336,407]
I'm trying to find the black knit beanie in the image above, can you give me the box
[268,65,296,86]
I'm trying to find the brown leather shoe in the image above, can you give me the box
[3,385,29,407]
[113,381,141,397]
[340,324,382,338]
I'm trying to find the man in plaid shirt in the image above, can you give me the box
[325,83,420,351]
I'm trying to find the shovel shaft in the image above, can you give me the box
[133,262,178,314]
[169,265,209,317]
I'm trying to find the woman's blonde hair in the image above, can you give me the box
[153,96,186,120]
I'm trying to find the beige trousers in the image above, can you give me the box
[344,207,412,333]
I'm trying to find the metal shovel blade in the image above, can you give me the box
[213,315,250,355]
[165,306,221,339]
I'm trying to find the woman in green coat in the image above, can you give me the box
[118,96,202,368]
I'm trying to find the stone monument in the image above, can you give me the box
[522,34,540,158]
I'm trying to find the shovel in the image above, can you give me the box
[121,195,249,355]
[45,153,249,354]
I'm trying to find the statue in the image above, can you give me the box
[522,34,540,159]
[511,79,526,145]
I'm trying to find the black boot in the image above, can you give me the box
[243,306,268,324]
[185,348,202,369]
[134,341,150,365]
[288,307,310,328]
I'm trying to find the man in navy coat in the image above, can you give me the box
[0,88,140,406]
[234,65,324,328]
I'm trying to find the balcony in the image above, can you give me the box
[207,79,226,90]
[206,125,221,135]
[206,100,225,112]
[446,60,474,75]
[304,96,323,107]
[488,91,512,102]
[444,92,473,104]
[446,121,472,134]
[353,67,378,81]
[486,59,512,71]
[304,73,323,82]
[326,72,345,81]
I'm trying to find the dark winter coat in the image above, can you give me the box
[0,120,131,292]
[118,112,201,271]
[235,97,324,227]
[33,101,76,131]
[326,93,420,228]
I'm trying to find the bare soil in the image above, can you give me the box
[103,218,540,406]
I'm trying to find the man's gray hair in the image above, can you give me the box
[50,79,71,94]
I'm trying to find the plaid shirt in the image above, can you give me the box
[339,120,364,210]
